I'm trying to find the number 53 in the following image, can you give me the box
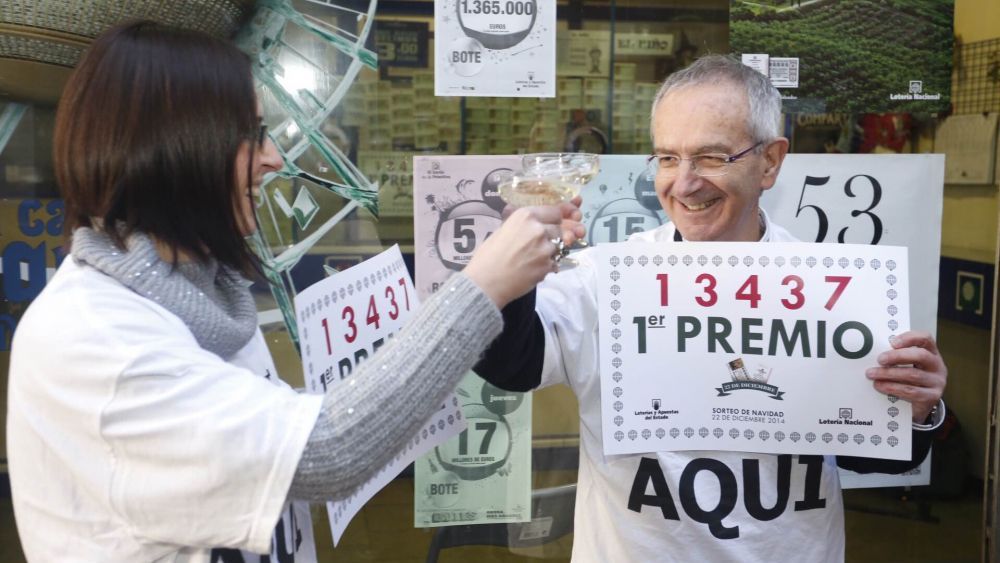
[795,174,883,245]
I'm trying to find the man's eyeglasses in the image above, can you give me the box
[645,141,763,178]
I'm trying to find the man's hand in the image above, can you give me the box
[865,330,947,423]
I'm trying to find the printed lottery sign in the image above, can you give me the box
[295,245,464,544]
[414,375,532,527]
[413,155,532,527]
[435,0,555,96]
[596,241,912,460]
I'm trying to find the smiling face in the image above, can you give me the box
[234,114,283,236]
[651,82,787,241]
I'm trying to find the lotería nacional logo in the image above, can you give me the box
[716,358,784,400]
[890,79,941,101]
[819,406,873,426]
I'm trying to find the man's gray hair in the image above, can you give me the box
[649,54,782,144]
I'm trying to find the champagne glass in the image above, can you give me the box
[521,152,600,185]
[497,153,599,267]
[498,153,599,207]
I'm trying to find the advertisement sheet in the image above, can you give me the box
[414,373,533,527]
[434,0,556,97]
[412,155,533,526]
[596,241,911,459]
[295,246,464,544]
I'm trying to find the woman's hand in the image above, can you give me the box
[501,195,586,245]
[464,200,584,308]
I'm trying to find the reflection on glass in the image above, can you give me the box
[236,0,379,345]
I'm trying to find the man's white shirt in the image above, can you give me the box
[533,212,846,562]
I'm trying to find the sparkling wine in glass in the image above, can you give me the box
[497,175,579,207]
[498,152,599,207]
[497,152,600,267]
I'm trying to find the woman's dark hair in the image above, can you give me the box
[54,20,263,276]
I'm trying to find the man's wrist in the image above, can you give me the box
[912,398,946,431]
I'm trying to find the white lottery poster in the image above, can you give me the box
[434,0,555,97]
[294,245,464,544]
[579,154,940,486]
[412,155,533,526]
[596,241,912,459]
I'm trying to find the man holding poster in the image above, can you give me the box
[475,55,948,562]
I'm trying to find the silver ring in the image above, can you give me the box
[550,237,568,262]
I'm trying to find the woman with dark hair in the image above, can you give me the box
[6,21,583,561]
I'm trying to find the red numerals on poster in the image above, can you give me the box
[385,279,411,320]
[367,295,381,329]
[695,273,718,307]
[735,275,761,308]
[342,306,357,343]
[656,273,669,306]
[321,318,333,355]
[319,277,413,354]
[652,273,852,311]
[398,278,410,310]
[781,275,805,310]
[824,276,851,310]
[386,286,400,320]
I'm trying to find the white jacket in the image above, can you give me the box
[7,257,322,562]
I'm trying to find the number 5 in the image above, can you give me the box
[796,175,830,242]
[453,218,475,253]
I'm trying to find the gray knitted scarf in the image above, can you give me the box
[70,227,258,359]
